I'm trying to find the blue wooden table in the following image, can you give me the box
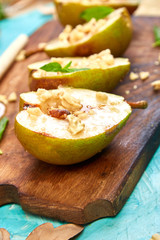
[0,9,160,240]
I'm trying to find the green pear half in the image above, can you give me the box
[54,0,139,26]
[28,50,130,92]
[15,87,131,165]
[45,8,132,57]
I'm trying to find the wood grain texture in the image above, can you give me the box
[0,17,160,224]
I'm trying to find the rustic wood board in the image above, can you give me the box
[0,17,160,224]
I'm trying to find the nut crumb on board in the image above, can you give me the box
[151,80,160,90]
[0,149,3,155]
[133,85,138,89]
[139,71,150,80]
[129,72,139,81]
[8,92,17,102]
[125,90,130,95]
[0,95,8,105]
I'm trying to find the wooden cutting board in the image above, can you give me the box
[0,16,160,225]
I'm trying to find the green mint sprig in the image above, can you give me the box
[80,6,114,22]
[40,61,90,73]
[0,3,7,20]
[153,26,160,47]
[0,116,9,141]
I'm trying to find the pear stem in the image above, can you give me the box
[127,100,148,109]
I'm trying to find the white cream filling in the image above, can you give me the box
[18,88,131,139]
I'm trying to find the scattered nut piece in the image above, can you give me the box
[150,233,160,240]
[151,80,160,90]
[129,72,139,81]
[0,149,3,155]
[96,92,108,103]
[67,114,85,135]
[139,71,150,80]
[38,42,47,49]
[154,60,159,66]
[0,228,10,240]
[8,92,17,102]
[125,90,130,95]
[133,85,138,89]
[16,49,26,61]
[0,95,8,105]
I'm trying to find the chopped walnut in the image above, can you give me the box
[0,95,8,105]
[76,112,88,120]
[133,85,138,89]
[129,72,139,81]
[16,50,26,61]
[60,93,82,112]
[139,71,150,80]
[151,80,160,90]
[67,114,85,135]
[8,92,17,102]
[27,107,43,121]
[37,89,53,102]
[48,108,70,119]
[96,92,108,103]
[125,90,130,95]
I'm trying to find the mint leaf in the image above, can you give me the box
[40,61,90,73]
[63,61,72,70]
[40,62,62,72]
[153,26,160,47]
[0,3,7,20]
[0,116,9,141]
[80,6,114,22]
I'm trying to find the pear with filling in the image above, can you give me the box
[15,87,131,165]
[54,0,139,26]
[45,8,132,57]
[28,49,130,91]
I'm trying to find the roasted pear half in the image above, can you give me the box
[15,87,132,165]
[45,8,132,57]
[54,0,139,26]
[28,50,130,92]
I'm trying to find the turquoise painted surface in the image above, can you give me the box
[0,9,53,54]
[0,147,160,239]
[0,9,160,240]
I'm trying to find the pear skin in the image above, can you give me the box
[15,88,132,165]
[45,8,132,57]
[28,56,130,92]
[54,0,139,26]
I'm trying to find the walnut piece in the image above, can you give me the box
[0,95,8,105]
[48,108,70,119]
[67,114,85,135]
[8,92,17,102]
[96,92,108,103]
[139,71,150,80]
[129,72,139,81]
[60,93,82,112]
[151,80,160,90]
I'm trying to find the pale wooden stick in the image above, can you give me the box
[0,34,28,80]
